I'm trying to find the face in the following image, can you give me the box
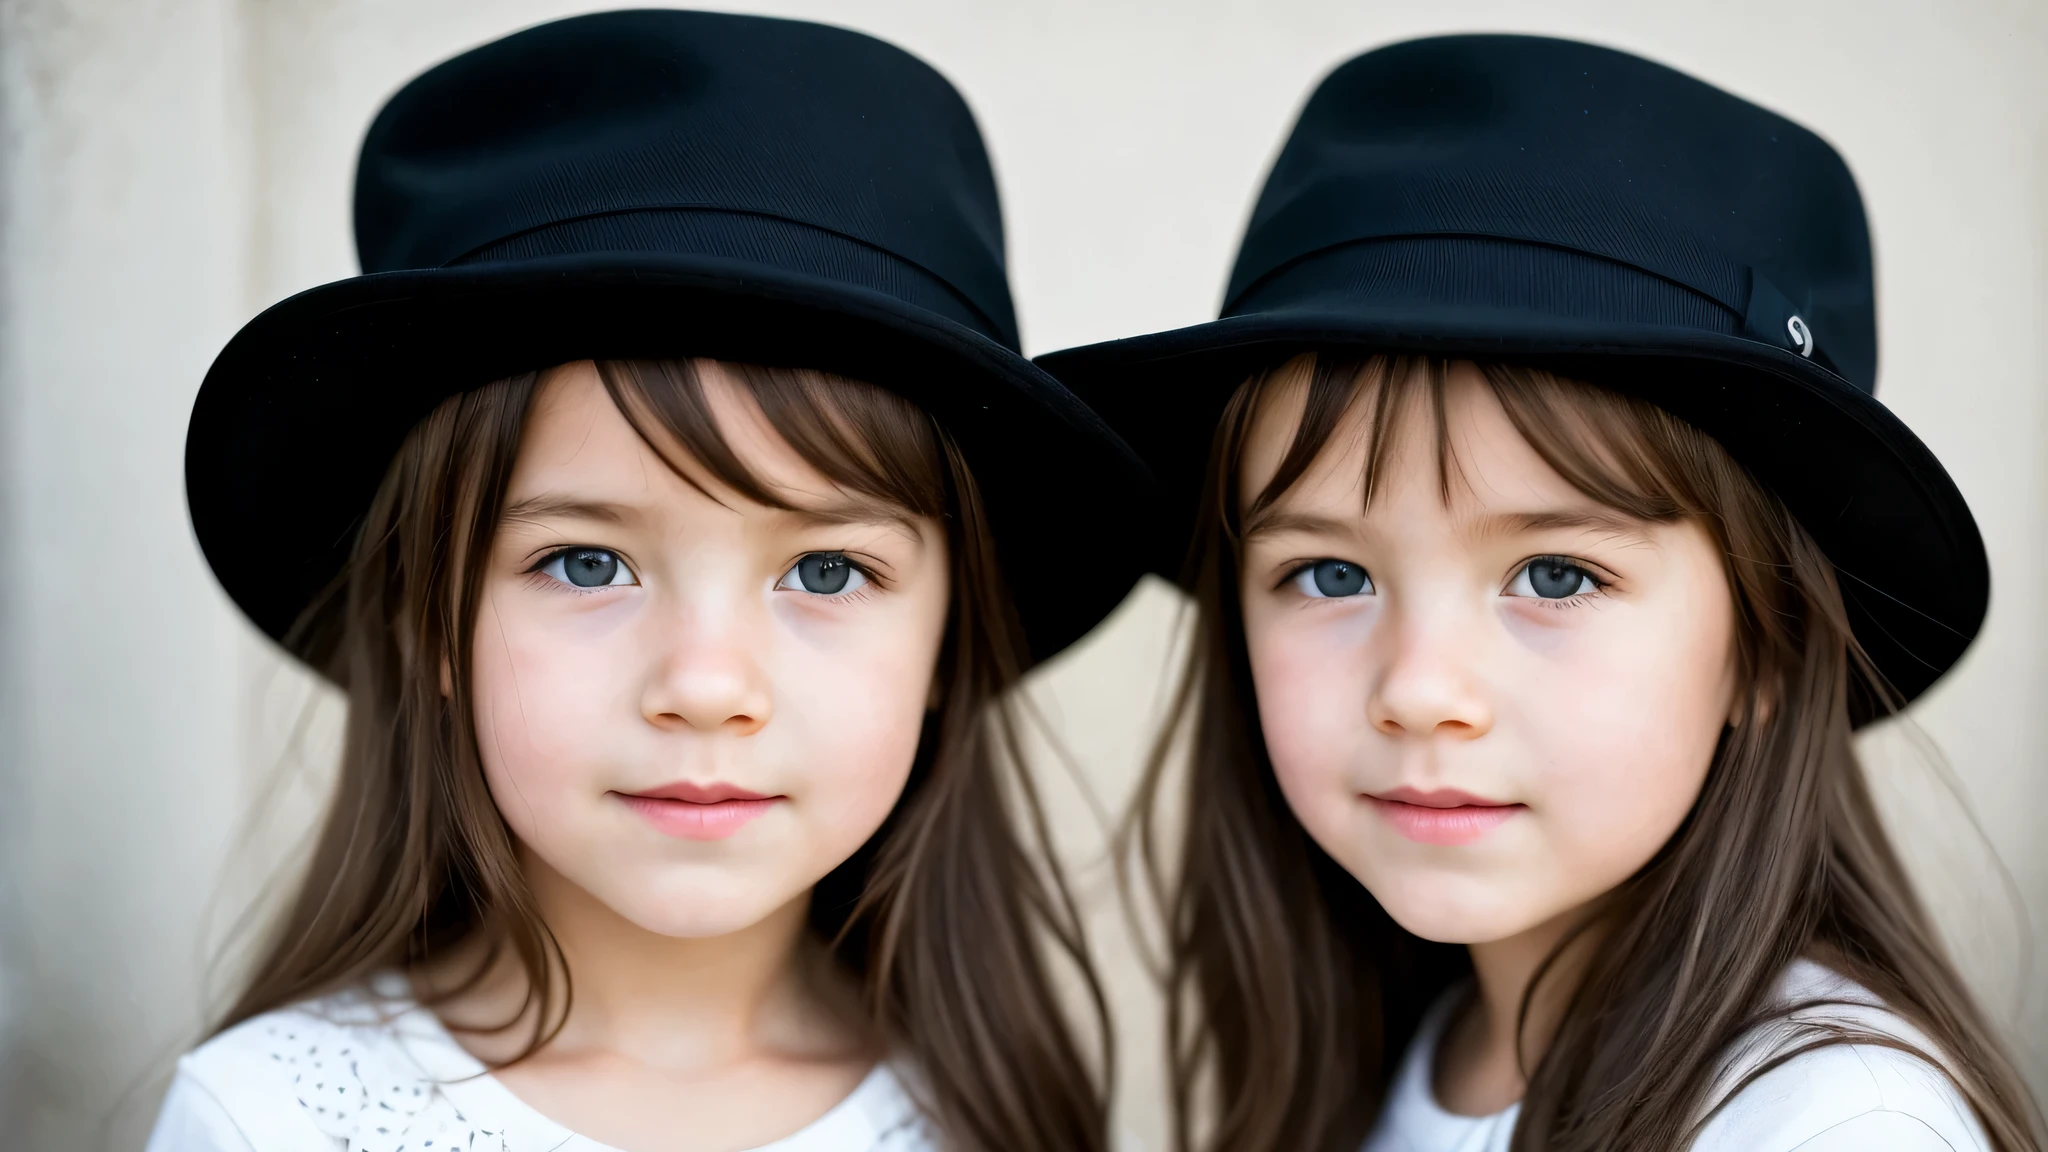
[469,361,950,939]
[1237,362,1738,945]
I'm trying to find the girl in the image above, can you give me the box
[150,11,1147,1152]
[1040,34,2042,1152]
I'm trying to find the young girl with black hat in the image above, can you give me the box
[147,11,1146,1152]
[1042,34,2042,1152]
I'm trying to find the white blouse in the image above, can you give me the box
[145,977,934,1152]
[1362,960,1992,1152]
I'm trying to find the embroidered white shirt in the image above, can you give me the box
[145,978,935,1152]
[1361,960,1992,1152]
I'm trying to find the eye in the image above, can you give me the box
[1291,559,1374,599]
[538,547,637,589]
[776,552,869,596]
[1507,557,1599,599]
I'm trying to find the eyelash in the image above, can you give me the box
[1508,554,1611,609]
[523,546,636,596]
[784,555,883,604]
[1272,555,1612,606]
[521,547,888,603]
[1275,558,1374,602]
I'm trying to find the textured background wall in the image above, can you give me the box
[1,2,2043,1149]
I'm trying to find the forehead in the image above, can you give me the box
[1239,360,1591,521]
[513,360,840,504]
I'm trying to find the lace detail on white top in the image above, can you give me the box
[146,975,934,1152]
[256,982,511,1152]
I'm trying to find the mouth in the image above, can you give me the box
[613,781,784,841]
[1365,786,1525,846]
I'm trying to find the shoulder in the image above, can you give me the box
[151,992,379,1152]
[1694,1043,1987,1151]
[147,1068,267,1152]
[151,982,507,1152]
[1690,962,1992,1152]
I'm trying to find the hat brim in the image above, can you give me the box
[1035,305,1987,715]
[189,253,1155,671]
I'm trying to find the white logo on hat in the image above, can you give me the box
[1787,315,1815,358]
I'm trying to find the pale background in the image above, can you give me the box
[1,1,2044,1149]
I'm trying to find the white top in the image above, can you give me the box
[145,977,935,1152]
[1362,960,1992,1152]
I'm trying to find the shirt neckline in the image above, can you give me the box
[1371,960,1898,1150]
[366,972,910,1151]
[1379,981,1521,1141]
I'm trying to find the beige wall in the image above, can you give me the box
[2,1,2043,1149]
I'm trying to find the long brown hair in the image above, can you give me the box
[221,358,1110,1152]
[1131,352,2041,1151]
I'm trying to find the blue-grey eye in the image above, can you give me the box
[539,548,636,589]
[1293,559,1373,599]
[777,552,867,596]
[1509,558,1597,599]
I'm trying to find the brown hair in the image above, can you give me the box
[220,359,1110,1152]
[1131,352,2042,1151]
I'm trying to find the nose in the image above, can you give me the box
[640,602,772,736]
[1365,607,1493,739]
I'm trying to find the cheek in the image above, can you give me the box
[1244,601,1376,815]
[767,596,946,830]
[469,593,625,842]
[1508,606,1733,901]
[1522,683,1716,874]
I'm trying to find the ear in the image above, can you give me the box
[1729,678,1775,728]
[1719,634,1752,728]
[1746,690,1775,728]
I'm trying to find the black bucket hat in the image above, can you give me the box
[187,9,1152,669]
[1037,34,1985,713]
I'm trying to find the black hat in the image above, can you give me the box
[1037,34,1984,713]
[186,9,1151,668]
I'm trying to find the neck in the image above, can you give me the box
[1434,906,1598,1115]
[421,848,867,1071]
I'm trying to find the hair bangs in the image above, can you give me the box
[594,358,949,525]
[1227,353,1729,549]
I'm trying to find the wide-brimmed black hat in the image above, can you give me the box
[187,9,1152,668]
[1037,34,1984,713]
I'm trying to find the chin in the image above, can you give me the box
[627,903,782,940]
[611,875,798,939]
[1363,868,1543,945]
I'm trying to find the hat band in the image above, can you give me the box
[1228,235,1844,379]
[1228,234,1739,332]
[444,207,1016,350]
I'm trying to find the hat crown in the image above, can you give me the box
[1230,34,1876,390]
[354,9,1019,346]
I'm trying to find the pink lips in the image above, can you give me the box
[1367,786,1524,846]
[614,781,783,841]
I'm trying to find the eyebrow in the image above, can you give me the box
[764,498,926,539]
[1467,509,1652,543]
[1240,505,1653,545]
[1241,508,1357,542]
[500,490,920,533]
[500,494,632,525]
